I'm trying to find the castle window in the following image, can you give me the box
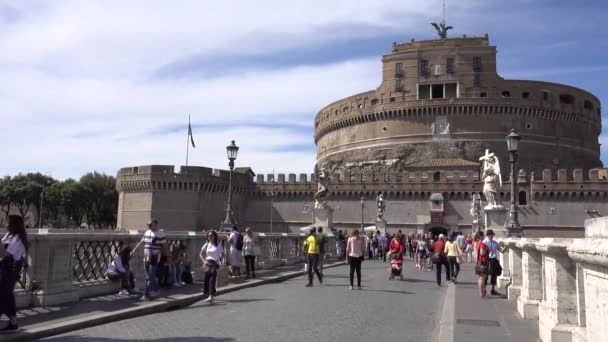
[420,59,429,75]
[433,172,441,182]
[473,73,481,86]
[371,99,379,105]
[395,63,403,77]
[584,100,594,110]
[472,56,482,71]
[559,94,575,105]
[502,91,511,98]
[519,191,527,205]
[395,78,403,92]
[445,83,457,98]
[543,91,550,101]
[522,92,530,99]
[479,92,487,98]
[446,57,455,73]
[431,84,443,99]
[418,84,431,99]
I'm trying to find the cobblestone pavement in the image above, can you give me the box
[45,260,447,342]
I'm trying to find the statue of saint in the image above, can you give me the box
[470,194,482,232]
[479,149,503,209]
[376,193,386,221]
[431,122,435,134]
[314,168,329,209]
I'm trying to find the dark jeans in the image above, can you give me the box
[447,256,460,280]
[348,256,363,287]
[203,261,219,296]
[144,262,159,297]
[487,258,500,286]
[0,259,23,318]
[434,256,450,285]
[244,255,256,277]
[306,254,322,284]
[108,271,135,291]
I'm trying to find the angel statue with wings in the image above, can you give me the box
[479,149,503,209]
[314,167,329,209]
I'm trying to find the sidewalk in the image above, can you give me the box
[438,263,540,342]
[0,261,344,342]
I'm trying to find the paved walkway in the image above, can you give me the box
[2,259,540,342]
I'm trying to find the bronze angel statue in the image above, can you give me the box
[431,22,453,39]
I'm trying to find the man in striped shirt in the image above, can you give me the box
[132,218,166,301]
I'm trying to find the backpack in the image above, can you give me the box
[235,232,244,251]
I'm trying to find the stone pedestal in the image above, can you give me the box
[507,241,523,302]
[375,219,386,233]
[497,243,511,289]
[312,207,333,230]
[484,206,507,235]
[30,235,79,307]
[517,239,542,320]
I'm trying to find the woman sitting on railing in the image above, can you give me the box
[0,215,28,332]
[106,246,137,295]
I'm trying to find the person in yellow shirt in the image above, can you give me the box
[444,235,462,283]
[303,228,323,287]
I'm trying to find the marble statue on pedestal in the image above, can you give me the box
[376,193,386,221]
[479,149,503,209]
[314,168,329,209]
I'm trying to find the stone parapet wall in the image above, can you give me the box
[4,229,334,309]
[497,216,608,342]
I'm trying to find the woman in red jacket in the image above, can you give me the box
[474,231,489,297]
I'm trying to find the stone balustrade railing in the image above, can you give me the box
[497,217,608,342]
[4,229,336,309]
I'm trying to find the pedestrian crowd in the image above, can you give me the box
[0,216,506,332]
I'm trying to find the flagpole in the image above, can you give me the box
[186,115,190,166]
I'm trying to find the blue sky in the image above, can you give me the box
[1,0,607,179]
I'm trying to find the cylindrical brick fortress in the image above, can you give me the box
[314,36,602,175]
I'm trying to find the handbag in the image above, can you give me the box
[475,262,488,275]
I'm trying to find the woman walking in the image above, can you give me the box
[346,230,364,290]
[465,234,474,263]
[444,235,461,283]
[474,231,489,297]
[200,230,224,304]
[416,235,429,271]
[243,227,256,279]
[0,215,28,332]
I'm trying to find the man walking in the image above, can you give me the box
[132,219,166,301]
[432,234,450,286]
[483,229,506,295]
[303,228,323,287]
[317,227,327,275]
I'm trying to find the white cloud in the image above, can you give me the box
[1,0,606,179]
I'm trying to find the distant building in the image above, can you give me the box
[117,32,605,238]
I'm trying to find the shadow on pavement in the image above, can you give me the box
[400,277,436,283]
[362,289,415,295]
[43,337,235,342]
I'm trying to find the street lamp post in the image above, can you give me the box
[360,196,365,232]
[39,182,46,228]
[222,140,239,230]
[506,129,522,236]
[270,191,274,233]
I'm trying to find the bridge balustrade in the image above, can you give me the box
[497,217,608,342]
[5,229,335,310]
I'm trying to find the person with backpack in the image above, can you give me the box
[228,225,243,278]
[0,215,28,332]
[303,228,323,287]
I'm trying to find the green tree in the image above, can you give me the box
[0,176,12,222]
[80,172,118,228]
[61,179,88,227]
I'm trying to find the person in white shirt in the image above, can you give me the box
[0,215,28,332]
[106,246,136,295]
[228,225,242,278]
[131,219,166,301]
[242,227,256,279]
[200,230,224,304]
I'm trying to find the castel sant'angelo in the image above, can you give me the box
[116,24,607,238]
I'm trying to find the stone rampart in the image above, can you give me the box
[497,216,608,342]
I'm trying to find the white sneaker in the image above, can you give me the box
[349,286,353,290]
[118,289,129,296]
[173,282,182,287]
[204,296,214,304]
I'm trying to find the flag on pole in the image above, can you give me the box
[188,119,196,148]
